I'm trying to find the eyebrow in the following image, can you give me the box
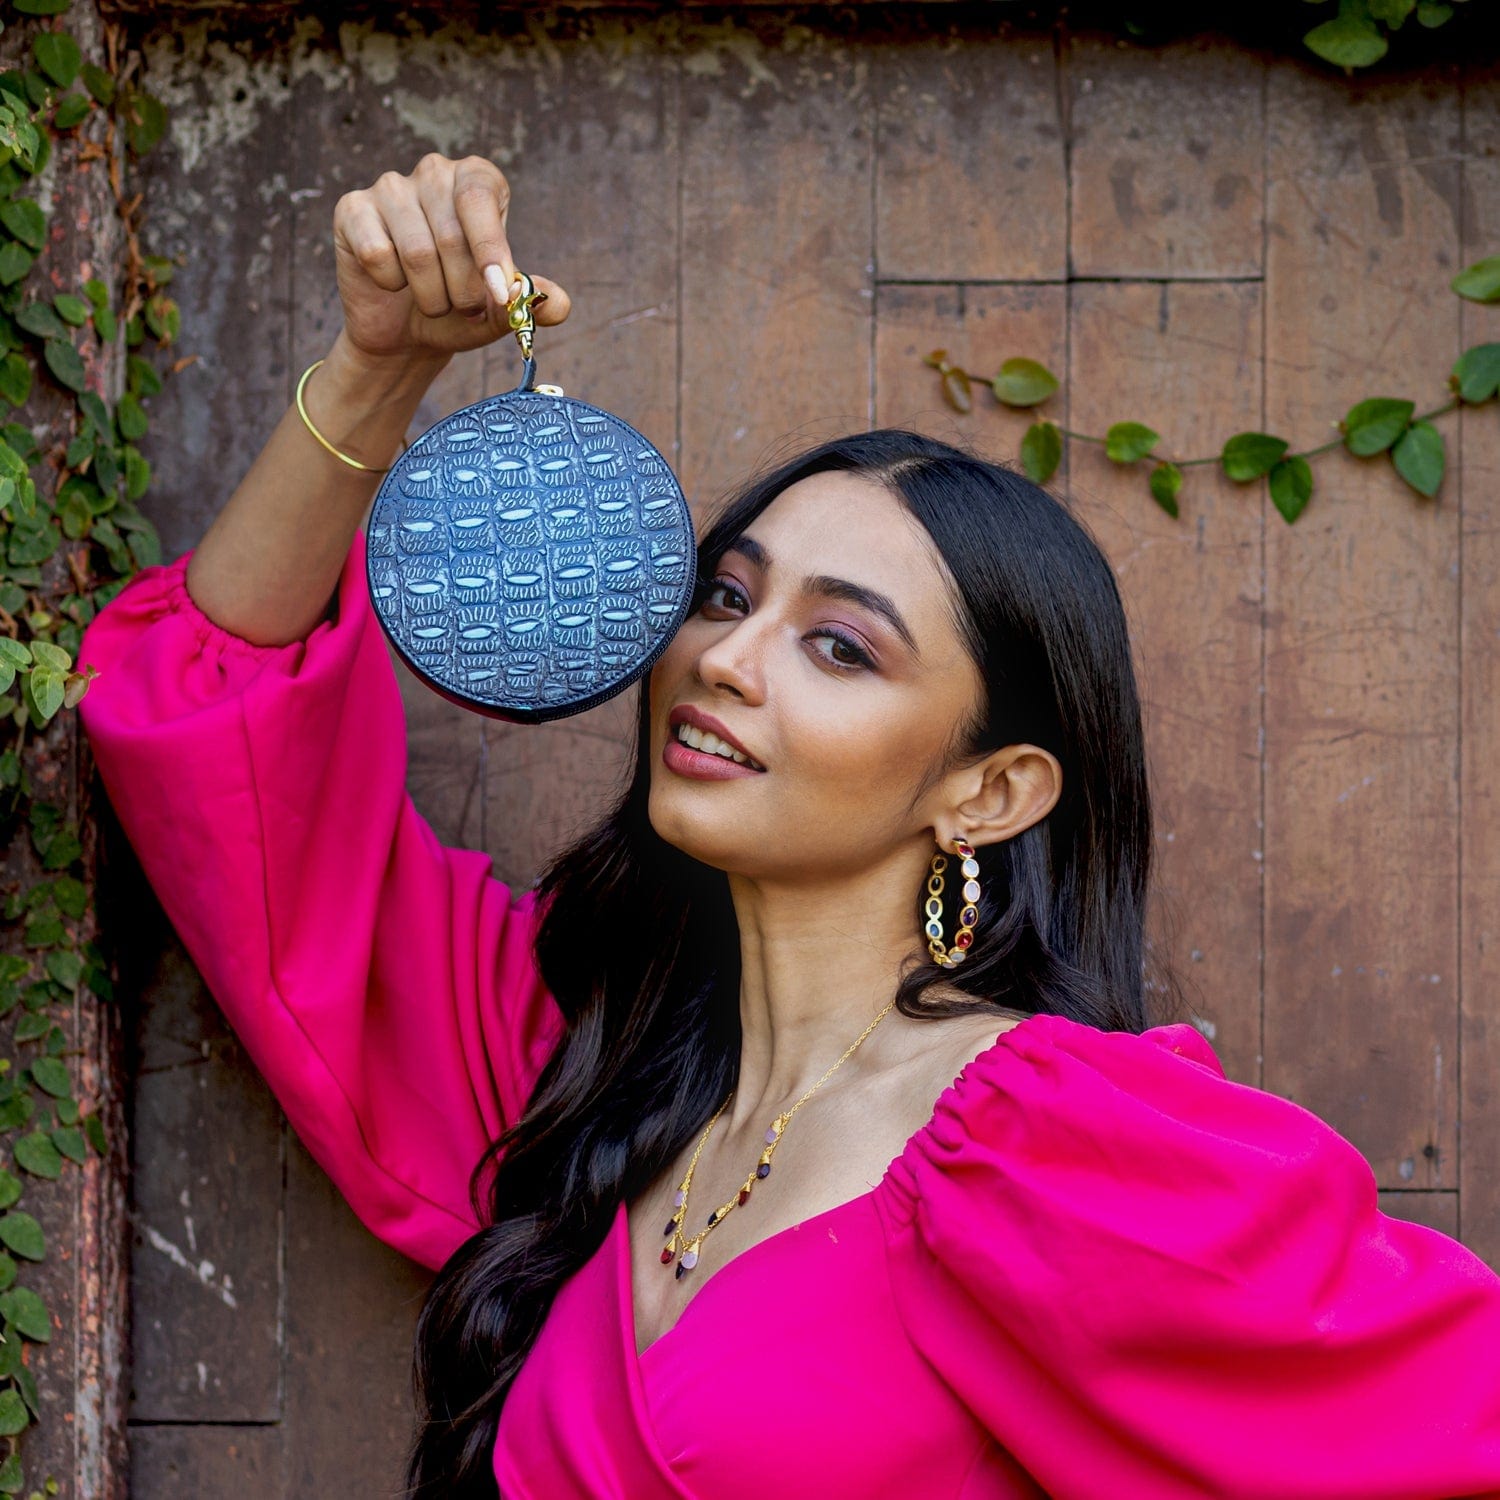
[722,535,921,657]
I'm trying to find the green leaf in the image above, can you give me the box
[0,641,29,670]
[124,447,150,501]
[1343,397,1414,455]
[44,950,80,990]
[0,244,31,288]
[0,199,44,253]
[1392,420,1444,497]
[1453,343,1500,402]
[1452,256,1500,303]
[1104,421,1159,464]
[7,524,53,567]
[55,486,90,541]
[43,338,85,393]
[0,1389,26,1437]
[0,1097,30,1135]
[0,1447,22,1491]
[0,355,29,408]
[32,32,80,90]
[82,1112,105,1154]
[11,1017,46,1045]
[13,0,72,13]
[1417,0,1453,22]
[50,90,90,130]
[143,293,179,344]
[1368,0,1414,22]
[92,304,116,343]
[0,1175,19,1213]
[115,390,146,438]
[12,1132,59,1181]
[1019,420,1062,483]
[1269,456,1315,523]
[15,301,65,340]
[50,1126,84,1164]
[1148,461,1183,517]
[31,639,69,672]
[1304,13,1389,68]
[0,1214,43,1263]
[78,62,113,107]
[991,357,1058,408]
[53,1097,77,1125]
[0,1286,49,1343]
[51,877,85,919]
[1221,432,1289,481]
[53,293,89,327]
[30,671,62,722]
[121,87,167,156]
[125,354,161,396]
[28,1057,68,1100]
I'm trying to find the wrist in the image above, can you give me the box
[319,328,451,402]
[297,333,448,472]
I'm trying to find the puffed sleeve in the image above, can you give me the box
[75,528,566,1273]
[875,1011,1500,1500]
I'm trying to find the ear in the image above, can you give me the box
[933,742,1062,853]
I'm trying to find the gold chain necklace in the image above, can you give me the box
[660,997,900,1278]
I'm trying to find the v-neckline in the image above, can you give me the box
[619,1011,1041,1362]
[620,1185,877,1362]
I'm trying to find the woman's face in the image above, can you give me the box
[646,470,987,881]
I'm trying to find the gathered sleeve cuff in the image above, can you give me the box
[77,529,565,1272]
[876,1012,1500,1499]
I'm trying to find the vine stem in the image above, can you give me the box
[949,363,1466,471]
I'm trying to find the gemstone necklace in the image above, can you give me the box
[660,997,900,1279]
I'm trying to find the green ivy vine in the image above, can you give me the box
[926,253,1500,523]
[0,0,171,1494]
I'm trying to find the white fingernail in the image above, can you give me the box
[484,264,510,303]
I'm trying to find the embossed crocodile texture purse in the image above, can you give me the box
[366,273,697,723]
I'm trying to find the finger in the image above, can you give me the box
[371,170,452,320]
[417,181,492,322]
[450,157,521,313]
[332,191,408,294]
[526,273,572,326]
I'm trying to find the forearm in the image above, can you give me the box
[183,328,452,648]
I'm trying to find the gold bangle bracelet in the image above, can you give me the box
[295,358,410,474]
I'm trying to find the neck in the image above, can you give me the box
[723,848,931,1131]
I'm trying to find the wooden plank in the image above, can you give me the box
[873,283,1067,461]
[282,1135,431,1495]
[1068,282,1265,1075]
[1457,62,1500,1268]
[1378,1190,1460,1241]
[1262,59,1462,1187]
[1067,31,1263,279]
[129,941,285,1420]
[121,32,296,1429]
[874,16,1066,282]
[678,9,873,510]
[129,1424,284,1492]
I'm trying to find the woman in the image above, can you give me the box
[76,154,1500,1500]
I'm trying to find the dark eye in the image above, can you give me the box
[809,629,874,672]
[698,576,749,614]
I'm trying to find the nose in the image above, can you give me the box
[692,610,767,704]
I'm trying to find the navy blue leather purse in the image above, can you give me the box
[365,273,697,723]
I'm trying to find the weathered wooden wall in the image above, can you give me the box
[106,6,1499,1493]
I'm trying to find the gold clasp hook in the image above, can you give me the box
[505,269,549,363]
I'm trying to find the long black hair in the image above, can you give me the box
[402,428,1180,1497]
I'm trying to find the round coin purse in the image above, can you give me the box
[365,272,697,723]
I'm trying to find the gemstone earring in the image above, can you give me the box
[925,834,980,968]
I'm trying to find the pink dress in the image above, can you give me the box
[77,528,1500,1499]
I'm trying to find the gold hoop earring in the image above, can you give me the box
[925,834,980,968]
